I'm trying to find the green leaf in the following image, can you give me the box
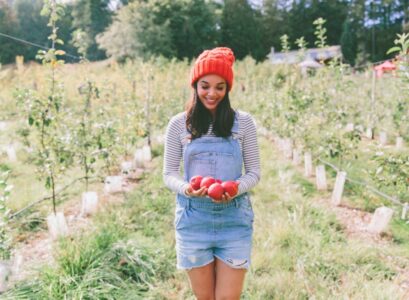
[45,176,51,189]
[386,47,401,55]
[44,118,51,127]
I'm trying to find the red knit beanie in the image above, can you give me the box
[190,47,235,91]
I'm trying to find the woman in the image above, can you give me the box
[163,47,260,299]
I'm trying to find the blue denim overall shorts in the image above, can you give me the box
[175,113,254,270]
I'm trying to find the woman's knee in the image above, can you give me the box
[187,262,216,300]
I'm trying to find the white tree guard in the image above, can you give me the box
[46,212,69,239]
[121,161,143,180]
[81,191,98,216]
[134,148,144,168]
[11,252,23,280]
[121,161,134,178]
[315,165,327,191]
[283,138,293,159]
[331,171,347,206]
[0,261,11,292]
[257,126,269,137]
[355,124,364,132]
[365,128,373,139]
[396,136,404,149]
[304,152,313,177]
[276,138,283,151]
[379,131,388,146]
[292,148,301,165]
[345,123,354,132]
[133,145,151,168]
[401,203,408,220]
[142,145,152,162]
[104,176,124,194]
[0,122,7,132]
[368,206,394,234]
[6,145,17,162]
[154,134,165,145]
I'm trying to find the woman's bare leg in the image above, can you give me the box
[187,260,216,300]
[214,258,246,300]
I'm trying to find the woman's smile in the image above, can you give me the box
[197,74,227,116]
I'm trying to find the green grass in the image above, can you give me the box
[3,136,409,299]
[1,58,408,298]
[3,156,180,299]
[241,138,408,299]
[320,140,404,213]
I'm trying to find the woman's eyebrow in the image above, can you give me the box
[200,80,226,85]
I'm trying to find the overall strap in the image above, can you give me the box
[231,110,239,135]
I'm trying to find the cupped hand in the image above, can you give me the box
[211,192,234,203]
[185,186,207,197]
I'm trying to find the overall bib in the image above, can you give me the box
[175,113,254,270]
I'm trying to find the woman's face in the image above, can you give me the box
[196,74,227,116]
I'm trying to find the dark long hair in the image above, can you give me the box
[186,83,235,139]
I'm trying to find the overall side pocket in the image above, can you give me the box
[239,197,254,225]
[174,204,187,229]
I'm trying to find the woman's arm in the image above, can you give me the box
[163,114,190,195]
[237,113,261,195]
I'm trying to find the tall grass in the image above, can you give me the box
[1,58,408,299]
[2,135,408,299]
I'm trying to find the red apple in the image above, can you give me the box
[215,179,222,184]
[200,176,216,189]
[208,183,224,201]
[190,175,203,191]
[221,181,239,197]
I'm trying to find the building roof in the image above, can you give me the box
[298,59,323,68]
[268,45,342,64]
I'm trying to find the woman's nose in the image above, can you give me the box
[208,88,216,96]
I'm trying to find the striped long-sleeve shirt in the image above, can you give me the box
[163,110,260,196]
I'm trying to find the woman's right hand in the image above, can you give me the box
[185,185,207,197]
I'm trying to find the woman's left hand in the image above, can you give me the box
[211,192,234,203]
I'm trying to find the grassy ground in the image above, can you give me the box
[3,137,409,299]
[319,137,405,213]
[1,60,408,299]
